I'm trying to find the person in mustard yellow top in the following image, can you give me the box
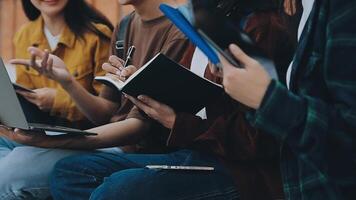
[14,0,113,129]
[0,0,114,199]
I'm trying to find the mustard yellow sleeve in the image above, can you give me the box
[16,67,35,88]
[92,24,112,94]
[50,24,112,122]
[51,87,71,118]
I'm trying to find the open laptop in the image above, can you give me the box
[0,58,97,136]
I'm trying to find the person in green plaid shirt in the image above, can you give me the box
[215,0,356,199]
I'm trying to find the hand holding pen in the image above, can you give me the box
[102,45,137,82]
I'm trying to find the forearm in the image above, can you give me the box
[35,118,149,150]
[61,77,119,125]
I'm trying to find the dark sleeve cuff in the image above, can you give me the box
[247,80,306,140]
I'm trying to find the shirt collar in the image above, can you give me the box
[30,16,76,49]
[298,0,315,40]
[58,22,76,49]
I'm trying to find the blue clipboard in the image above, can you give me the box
[159,4,220,64]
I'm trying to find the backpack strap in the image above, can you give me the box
[115,13,134,58]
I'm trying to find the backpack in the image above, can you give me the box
[115,13,134,58]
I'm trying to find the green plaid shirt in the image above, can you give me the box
[247,0,356,199]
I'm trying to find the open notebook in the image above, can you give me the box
[95,53,223,114]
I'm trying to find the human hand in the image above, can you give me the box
[10,47,72,85]
[17,87,56,112]
[208,62,223,78]
[0,126,48,147]
[126,95,176,129]
[221,44,271,109]
[102,55,137,82]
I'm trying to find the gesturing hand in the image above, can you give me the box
[221,44,272,109]
[102,55,137,82]
[126,95,176,129]
[10,47,72,85]
[17,87,56,112]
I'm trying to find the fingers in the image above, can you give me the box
[28,47,49,73]
[108,55,124,69]
[17,90,37,100]
[126,95,154,115]
[31,53,37,68]
[208,62,223,77]
[42,55,53,76]
[228,44,256,67]
[137,95,160,110]
[102,63,120,75]
[0,125,13,137]
[28,46,46,58]
[47,57,54,74]
[0,125,13,132]
[10,58,42,72]
[10,47,51,74]
[41,49,50,69]
[17,90,38,105]
[28,49,43,72]
[9,59,31,66]
[126,95,147,109]
[121,65,137,77]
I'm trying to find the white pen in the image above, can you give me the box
[145,165,215,171]
[123,45,136,68]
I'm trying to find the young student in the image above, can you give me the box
[14,0,113,129]
[47,1,296,199]
[0,0,113,199]
[217,0,356,199]
[0,0,188,199]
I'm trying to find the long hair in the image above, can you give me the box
[21,0,114,41]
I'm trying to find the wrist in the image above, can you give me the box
[61,76,76,90]
[255,79,274,110]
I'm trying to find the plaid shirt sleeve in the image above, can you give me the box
[248,0,356,153]
[247,0,356,198]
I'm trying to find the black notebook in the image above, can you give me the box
[95,53,223,114]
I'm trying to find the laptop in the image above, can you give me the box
[0,58,97,136]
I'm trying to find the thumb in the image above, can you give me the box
[229,44,255,68]
[28,47,46,58]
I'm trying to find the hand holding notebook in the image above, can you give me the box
[159,3,278,80]
[95,53,223,114]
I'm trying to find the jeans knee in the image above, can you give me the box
[89,168,155,200]
[0,174,50,200]
[50,155,87,197]
[0,164,25,197]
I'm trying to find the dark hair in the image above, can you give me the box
[21,0,114,41]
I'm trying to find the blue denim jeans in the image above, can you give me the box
[50,149,239,200]
[0,137,122,200]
